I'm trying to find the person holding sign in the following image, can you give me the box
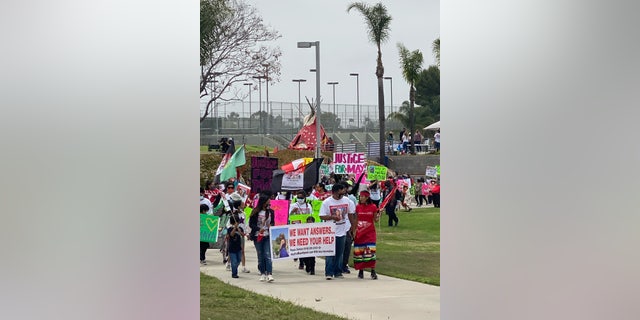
[319,182,356,280]
[200,204,211,265]
[248,193,276,282]
[290,190,312,215]
[354,191,380,280]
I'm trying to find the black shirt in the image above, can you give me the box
[227,226,243,253]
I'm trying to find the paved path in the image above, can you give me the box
[200,242,440,320]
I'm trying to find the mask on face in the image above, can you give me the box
[200,195,204,200]
[297,198,305,204]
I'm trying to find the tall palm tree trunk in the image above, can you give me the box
[376,47,386,163]
[409,85,416,154]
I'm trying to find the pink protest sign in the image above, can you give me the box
[269,199,290,226]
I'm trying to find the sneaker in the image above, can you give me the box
[267,275,274,282]
[310,271,315,275]
[325,276,333,280]
[298,265,304,270]
[225,264,231,271]
[334,274,344,279]
[371,270,378,280]
[200,260,207,265]
[232,275,239,278]
[242,267,250,273]
[358,270,364,279]
[343,268,351,274]
[259,274,267,282]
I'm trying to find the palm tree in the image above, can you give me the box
[347,2,392,162]
[432,37,440,67]
[397,43,424,154]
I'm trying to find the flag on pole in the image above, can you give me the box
[219,145,246,183]
[379,185,398,209]
[271,158,323,192]
[280,158,314,173]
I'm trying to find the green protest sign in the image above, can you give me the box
[200,215,219,242]
[366,165,387,181]
[320,164,331,176]
[288,200,322,225]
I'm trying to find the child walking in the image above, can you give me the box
[226,214,244,278]
[299,216,317,275]
[200,204,211,265]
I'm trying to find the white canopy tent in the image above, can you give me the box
[424,120,440,130]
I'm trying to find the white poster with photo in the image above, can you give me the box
[269,223,336,260]
[281,170,304,190]
[425,166,438,177]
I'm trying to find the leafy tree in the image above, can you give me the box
[347,2,392,161]
[432,37,440,67]
[397,43,423,154]
[389,101,437,134]
[415,65,440,122]
[320,112,341,133]
[227,112,240,120]
[200,0,282,123]
[250,110,273,133]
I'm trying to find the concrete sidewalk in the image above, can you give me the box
[200,242,440,320]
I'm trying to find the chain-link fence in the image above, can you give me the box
[200,100,402,135]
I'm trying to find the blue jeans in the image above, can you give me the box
[229,251,241,276]
[325,235,346,277]
[342,232,353,272]
[254,237,272,275]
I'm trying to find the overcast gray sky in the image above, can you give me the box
[243,0,440,108]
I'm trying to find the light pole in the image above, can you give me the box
[384,76,393,115]
[262,63,271,134]
[297,41,321,158]
[292,79,306,120]
[349,73,359,129]
[327,81,338,133]
[243,83,252,130]
[253,75,266,134]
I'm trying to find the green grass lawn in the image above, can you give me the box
[372,207,440,286]
[200,273,347,320]
[201,207,440,318]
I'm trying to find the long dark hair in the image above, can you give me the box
[251,192,271,218]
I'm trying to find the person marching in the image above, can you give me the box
[319,182,356,280]
[353,190,380,279]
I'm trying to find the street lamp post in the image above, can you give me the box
[384,76,393,115]
[349,73,359,129]
[292,79,307,120]
[252,75,266,134]
[327,81,338,133]
[262,63,271,134]
[243,83,252,130]
[297,41,321,158]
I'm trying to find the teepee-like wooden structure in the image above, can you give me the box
[288,98,330,151]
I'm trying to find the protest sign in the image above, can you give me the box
[270,199,290,226]
[366,165,387,181]
[269,223,336,260]
[200,215,219,242]
[251,157,278,194]
[320,163,332,176]
[333,152,366,175]
[289,199,322,225]
[425,166,438,177]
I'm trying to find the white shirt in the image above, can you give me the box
[369,189,381,201]
[254,210,271,237]
[200,197,213,214]
[319,196,355,237]
[289,200,312,214]
[434,132,441,143]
